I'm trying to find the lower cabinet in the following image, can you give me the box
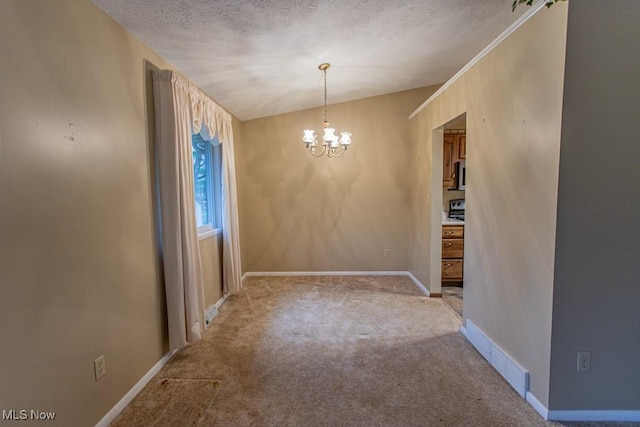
[442,225,464,282]
[442,259,463,280]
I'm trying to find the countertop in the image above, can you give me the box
[442,218,465,225]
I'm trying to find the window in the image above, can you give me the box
[191,133,222,232]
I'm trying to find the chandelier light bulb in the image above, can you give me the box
[303,129,318,146]
[323,128,338,146]
[339,132,352,146]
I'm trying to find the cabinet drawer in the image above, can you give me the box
[442,260,463,280]
[442,225,464,239]
[442,239,464,258]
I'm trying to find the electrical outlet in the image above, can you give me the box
[94,355,106,381]
[384,249,390,257]
[577,351,590,372]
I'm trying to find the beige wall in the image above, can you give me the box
[409,4,568,405]
[0,0,228,425]
[5,0,634,421]
[239,87,438,273]
[200,233,223,307]
[549,0,640,410]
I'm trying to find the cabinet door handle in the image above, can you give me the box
[444,243,453,248]
[444,231,453,235]
[444,263,453,267]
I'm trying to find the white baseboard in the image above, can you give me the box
[205,294,229,325]
[214,293,228,310]
[459,324,467,337]
[465,319,529,398]
[526,391,640,422]
[95,349,177,427]
[241,271,435,298]
[525,391,549,420]
[243,271,408,278]
[547,410,640,422]
[204,304,218,324]
[405,271,431,297]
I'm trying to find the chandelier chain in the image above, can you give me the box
[323,68,328,124]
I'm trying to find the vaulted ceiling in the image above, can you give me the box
[92,0,528,120]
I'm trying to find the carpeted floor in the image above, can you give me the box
[111,276,614,426]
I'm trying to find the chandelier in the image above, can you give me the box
[302,63,352,157]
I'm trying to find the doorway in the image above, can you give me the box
[439,115,466,318]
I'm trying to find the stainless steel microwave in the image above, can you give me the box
[457,160,466,190]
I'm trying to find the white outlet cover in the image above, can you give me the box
[577,351,591,372]
[94,355,106,381]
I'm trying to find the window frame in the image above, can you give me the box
[192,133,223,239]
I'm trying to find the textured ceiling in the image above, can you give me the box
[92,0,528,121]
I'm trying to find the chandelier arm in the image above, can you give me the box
[327,146,347,158]
[308,145,326,157]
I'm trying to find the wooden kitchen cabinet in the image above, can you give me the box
[458,135,466,160]
[442,260,463,281]
[443,135,457,188]
[442,224,464,282]
[443,130,466,188]
[442,238,464,258]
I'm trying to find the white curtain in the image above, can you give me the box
[153,70,242,351]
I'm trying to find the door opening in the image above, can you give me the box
[440,115,466,318]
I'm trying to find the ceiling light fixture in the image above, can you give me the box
[302,63,351,157]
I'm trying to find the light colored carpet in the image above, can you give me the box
[112,276,574,426]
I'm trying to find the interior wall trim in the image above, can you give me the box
[525,391,549,420]
[546,410,640,422]
[95,349,178,427]
[526,392,640,422]
[408,0,547,119]
[242,271,433,297]
[214,294,228,310]
[204,304,219,324]
[404,271,431,297]
[464,319,529,398]
[205,294,229,325]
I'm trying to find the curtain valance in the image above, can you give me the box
[153,70,231,144]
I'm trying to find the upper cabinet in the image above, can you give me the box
[458,134,466,160]
[443,130,466,188]
[443,134,457,188]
